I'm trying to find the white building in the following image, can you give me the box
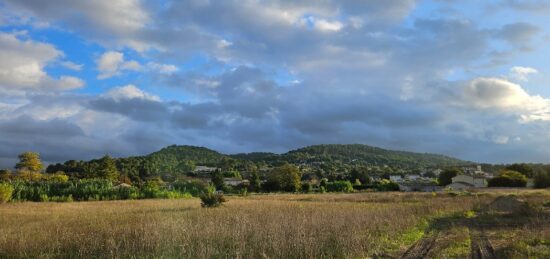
[389,175,403,182]
[447,174,487,190]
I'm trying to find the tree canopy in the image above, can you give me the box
[15,152,43,172]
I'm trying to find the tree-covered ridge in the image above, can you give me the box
[281,144,469,168]
[45,144,470,183]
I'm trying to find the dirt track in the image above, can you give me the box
[400,232,439,259]
[469,228,495,259]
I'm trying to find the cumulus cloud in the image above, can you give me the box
[3,0,151,50]
[509,66,538,82]
[460,77,550,122]
[0,31,84,92]
[102,85,160,102]
[96,51,141,79]
[2,0,550,167]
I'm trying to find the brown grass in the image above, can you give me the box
[0,191,547,258]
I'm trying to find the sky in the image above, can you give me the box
[0,0,550,168]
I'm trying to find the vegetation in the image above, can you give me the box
[534,169,550,188]
[199,185,226,207]
[0,191,547,258]
[0,183,13,204]
[438,168,460,186]
[15,151,43,172]
[264,164,301,192]
[488,170,528,187]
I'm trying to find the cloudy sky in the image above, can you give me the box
[0,0,550,167]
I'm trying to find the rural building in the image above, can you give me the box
[447,174,487,190]
[389,175,403,182]
[194,166,218,173]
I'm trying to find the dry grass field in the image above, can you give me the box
[0,190,549,258]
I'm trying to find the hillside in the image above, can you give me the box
[279,144,468,168]
[48,144,469,181]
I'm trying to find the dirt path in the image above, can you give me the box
[469,228,495,259]
[400,232,438,259]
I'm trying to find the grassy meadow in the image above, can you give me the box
[1,190,549,258]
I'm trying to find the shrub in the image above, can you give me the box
[326,181,354,192]
[200,185,226,208]
[0,183,13,203]
[375,179,400,191]
[488,170,527,187]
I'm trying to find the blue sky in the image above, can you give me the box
[0,0,550,167]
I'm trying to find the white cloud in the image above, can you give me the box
[147,62,178,74]
[300,16,343,32]
[103,85,160,102]
[60,61,83,71]
[0,31,84,91]
[462,77,550,122]
[509,66,538,82]
[96,51,141,79]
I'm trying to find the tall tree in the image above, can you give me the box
[249,169,261,192]
[211,170,225,190]
[97,155,119,181]
[267,164,301,192]
[15,152,43,172]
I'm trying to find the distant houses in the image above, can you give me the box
[447,174,487,190]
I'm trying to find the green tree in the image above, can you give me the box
[505,163,534,177]
[438,168,460,186]
[211,170,225,190]
[15,152,43,172]
[249,169,261,192]
[97,155,119,181]
[488,170,528,187]
[267,164,301,192]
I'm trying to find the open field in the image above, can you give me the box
[1,190,549,258]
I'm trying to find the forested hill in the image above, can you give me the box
[47,144,469,181]
[279,144,468,168]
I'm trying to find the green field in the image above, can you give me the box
[1,190,549,258]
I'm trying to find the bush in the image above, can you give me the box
[375,179,400,191]
[488,170,527,187]
[0,183,13,203]
[326,181,354,192]
[200,185,226,208]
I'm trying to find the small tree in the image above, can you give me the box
[200,184,226,208]
[15,152,43,172]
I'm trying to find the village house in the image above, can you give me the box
[194,166,218,174]
[389,175,403,182]
[447,174,487,190]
